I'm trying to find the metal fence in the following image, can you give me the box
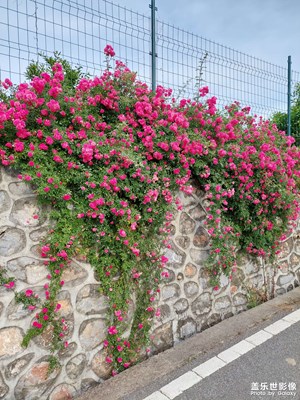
[1,0,299,118]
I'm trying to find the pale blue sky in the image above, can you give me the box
[1,0,297,117]
[118,0,300,71]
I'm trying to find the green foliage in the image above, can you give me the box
[1,49,299,375]
[47,355,61,374]
[0,268,14,286]
[245,285,268,309]
[272,83,300,145]
[25,52,86,90]
[15,292,40,309]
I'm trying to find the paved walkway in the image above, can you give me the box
[76,288,300,400]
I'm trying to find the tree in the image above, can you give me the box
[272,83,300,145]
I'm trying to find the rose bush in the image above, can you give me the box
[0,47,300,373]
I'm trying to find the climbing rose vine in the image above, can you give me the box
[0,48,300,373]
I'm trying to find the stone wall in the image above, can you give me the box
[0,169,300,399]
[152,188,300,349]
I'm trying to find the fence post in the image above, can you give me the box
[150,0,157,92]
[287,55,292,136]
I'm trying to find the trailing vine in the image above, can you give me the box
[0,46,299,374]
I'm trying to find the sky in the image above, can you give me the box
[116,0,300,71]
[1,0,298,117]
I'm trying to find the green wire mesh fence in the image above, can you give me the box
[0,0,299,118]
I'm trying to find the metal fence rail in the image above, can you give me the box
[0,0,299,118]
[0,0,152,84]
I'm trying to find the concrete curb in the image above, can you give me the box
[76,287,300,400]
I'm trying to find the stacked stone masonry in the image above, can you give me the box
[0,169,299,399]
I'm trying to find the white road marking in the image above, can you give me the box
[142,308,300,399]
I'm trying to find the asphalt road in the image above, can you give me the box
[76,288,300,400]
[176,321,300,400]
